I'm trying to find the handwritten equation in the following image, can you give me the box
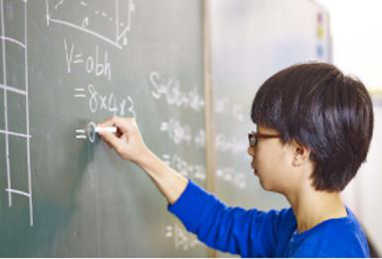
[215,133,247,156]
[64,38,111,80]
[165,222,201,251]
[160,118,205,148]
[162,154,206,181]
[43,1,208,254]
[215,97,245,122]
[216,167,247,189]
[61,37,137,142]
[150,71,205,112]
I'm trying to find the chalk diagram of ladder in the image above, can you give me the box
[0,0,33,226]
[45,0,135,49]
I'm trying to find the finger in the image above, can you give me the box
[100,133,114,149]
[97,117,115,131]
[97,116,135,133]
[98,130,123,150]
[97,117,124,137]
[112,116,136,132]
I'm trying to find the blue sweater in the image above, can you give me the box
[168,180,370,257]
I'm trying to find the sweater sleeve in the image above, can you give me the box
[168,180,281,257]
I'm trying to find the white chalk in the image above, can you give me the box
[95,126,117,133]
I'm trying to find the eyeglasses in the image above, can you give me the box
[248,131,282,147]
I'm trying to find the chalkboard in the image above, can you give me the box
[0,0,208,256]
[209,0,331,256]
[0,0,334,257]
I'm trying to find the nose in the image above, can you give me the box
[247,146,255,157]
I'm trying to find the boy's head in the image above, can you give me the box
[251,62,374,192]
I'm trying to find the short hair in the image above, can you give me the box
[251,62,374,192]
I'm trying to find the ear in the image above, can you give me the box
[290,140,311,167]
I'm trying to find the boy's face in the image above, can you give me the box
[247,125,304,194]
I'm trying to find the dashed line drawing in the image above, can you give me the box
[0,0,34,226]
[45,0,135,49]
[54,0,65,10]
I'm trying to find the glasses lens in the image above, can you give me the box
[248,132,256,147]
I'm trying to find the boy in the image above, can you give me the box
[98,63,373,257]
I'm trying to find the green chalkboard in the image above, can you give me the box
[0,0,207,256]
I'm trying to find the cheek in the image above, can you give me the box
[256,146,288,179]
[256,146,280,167]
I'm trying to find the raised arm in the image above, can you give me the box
[97,116,188,204]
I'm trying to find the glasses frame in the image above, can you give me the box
[248,131,282,148]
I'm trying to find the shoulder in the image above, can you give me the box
[292,209,370,257]
[268,207,296,231]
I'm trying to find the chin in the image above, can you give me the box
[259,180,283,194]
[260,183,272,191]
[258,178,269,190]
[257,173,279,192]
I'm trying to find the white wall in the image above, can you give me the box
[318,0,382,90]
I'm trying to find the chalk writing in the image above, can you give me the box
[160,118,192,145]
[165,223,200,250]
[150,71,205,112]
[162,154,206,181]
[64,38,111,80]
[193,129,206,149]
[216,167,247,189]
[215,133,247,155]
[82,84,136,117]
[87,122,96,143]
[0,0,34,226]
[75,129,87,140]
[215,97,245,122]
[160,118,206,149]
[45,0,135,49]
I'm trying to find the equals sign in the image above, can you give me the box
[74,54,84,64]
[74,88,86,98]
[162,154,171,166]
[165,226,173,238]
[75,129,87,140]
[160,122,169,131]
[162,154,171,160]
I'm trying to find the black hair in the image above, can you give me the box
[251,62,374,192]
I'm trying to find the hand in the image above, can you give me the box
[97,116,149,164]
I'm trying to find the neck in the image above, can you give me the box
[285,184,347,233]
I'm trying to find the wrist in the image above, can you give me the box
[134,146,157,168]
